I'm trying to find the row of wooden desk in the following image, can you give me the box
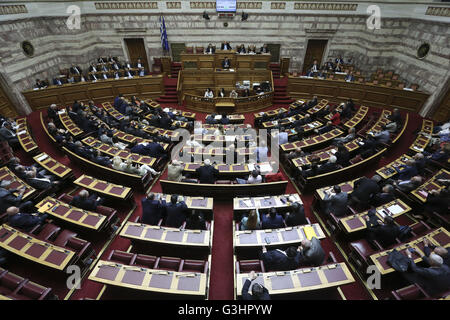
[15,118,38,154]
[280,128,344,152]
[409,119,434,154]
[58,111,83,137]
[411,169,450,203]
[0,166,35,200]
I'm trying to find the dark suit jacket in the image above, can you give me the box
[222,59,231,69]
[324,192,348,217]
[317,162,339,175]
[70,195,99,211]
[0,189,23,213]
[396,165,418,181]
[8,213,46,231]
[262,249,301,271]
[352,177,380,204]
[242,279,270,300]
[195,165,219,184]
[408,261,450,296]
[165,201,187,228]
[371,192,396,206]
[147,142,166,158]
[261,214,284,229]
[141,198,166,225]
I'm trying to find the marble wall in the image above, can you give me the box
[0,1,448,115]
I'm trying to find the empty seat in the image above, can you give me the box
[215,180,232,184]
[181,259,208,273]
[349,239,382,271]
[33,223,61,241]
[106,250,137,265]
[135,254,159,269]
[53,229,77,247]
[391,284,430,300]
[236,260,266,274]
[156,256,183,271]
[0,273,26,296]
[11,281,53,300]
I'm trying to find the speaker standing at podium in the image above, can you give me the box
[222,57,231,69]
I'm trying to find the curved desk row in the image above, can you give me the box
[160,180,288,200]
[15,118,38,154]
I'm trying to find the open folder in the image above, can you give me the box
[303,226,316,240]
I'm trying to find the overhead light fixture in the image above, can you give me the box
[203,11,210,20]
[241,12,248,21]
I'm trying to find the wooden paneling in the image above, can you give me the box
[124,38,150,71]
[22,75,164,110]
[431,85,450,122]
[0,79,18,117]
[180,53,270,70]
[302,39,328,73]
[287,77,429,113]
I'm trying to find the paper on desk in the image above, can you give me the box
[214,115,222,120]
[225,135,235,142]
[377,209,386,219]
[58,110,66,114]
[37,154,49,162]
[388,204,403,215]
[248,164,255,171]
[17,130,26,135]
[38,202,53,213]
[259,163,272,173]
[303,226,316,240]
[330,149,337,154]
[242,200,253,207]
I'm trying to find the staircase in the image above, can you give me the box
[270,63,281,79]
[156,76,179,104]
[170,62,182,79]
[272,76,295,105]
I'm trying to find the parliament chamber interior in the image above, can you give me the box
[0,0,449,303]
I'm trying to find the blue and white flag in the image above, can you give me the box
[159,16,169,51]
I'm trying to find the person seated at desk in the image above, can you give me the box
[195,159,219,184]
[0,181,33,214]
[306,60,320,77]
[141,193,167,226]
[0,122,18,146]
[360,126,390,155]
[422,238,450,267]
[6,206,48,232]
[325,59,334,71]
[237,44,246,54]
[111,60,121,70]
[123,67,134,78]
[260,245,302,271]
[221,41,232,50]
[240,208,262,230]
[89,73,98,81]
[424,188,450,216]
[185,210,206,230]
[334,127,356,145]
[47,122,67,143]
[345,71,355,82]
[218,88,226,98]
[220,114,230,125]
[317,155,340,175]
[368,215,410,248]
[394,175,423,193]
[70,189,104,211]
[112,157,159,177]
[52,77,64,86]
[265,164,284,183]
[205,113,217,124]
[341,99,356,119]
[24,168,59,191]
[92,150,111,167]
[222,57,231,69]
[205,43,215,54]
[297,237,326,267]
[230,90,238,98]
[135,59,143,69]
[88,63,98,73]
[285,202,307,226]
[350,175,382,207]
[69,64,82,75]
[403,249,450,296]
[386,108,402,133]
[247,170,262,184]
[34,79,47,89]
[315,121,334,135]
[242,89,250,97]
[335,143,350,167]
[424,143,450,163]
[261,207,284,229]
[260,44,270,54]
[241,270,270,300]
[138,67,145,77]
[204,88,214,98]
[286,147,307,160]
[167,160,185,182]
[334,63,343,73]
[164,194,188,228]
[247,45,256,54]
[322,185,348,217]
[100,71,109,80]
[393,159,418,182]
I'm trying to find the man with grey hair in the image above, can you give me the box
[195,158,219,184]
[372,184,396,206]
[395,175,423,193]
[350,174,382,207]
[0,180,32,213]
[167,160,184,182]
[334,127,356,144]
[297,237,326,267]
[317,155,339,175]
[405,249,450,296]
[6,206,48,231]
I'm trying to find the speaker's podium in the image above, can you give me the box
[215,98,235,113]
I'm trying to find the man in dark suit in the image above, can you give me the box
[220,114,230,124]
[89,63,98,73]
[395,176,423,193]
[0,182,31,213]
[241,271,270,300]
[371,184,396,206]
[141,193,167,225]
[297,237,326,267]
[345,71,355,82]
[69,189,103,211]
[285,202,308,226]
[322,185,348,217]
[261,208,284,229]
[92,150,111,167]
[260,245,301,271]
[366,216,403,248]
[0,122,19,146]
[221,42,232,50]
[350,175,382,207]
[47,104,59,122]
[317,155,339,175]
[53,77,63,86]
[222,57,231,69]
[164,194,187,228]
[147,141,167,159]
[205,114,217,124]
[394,160,418,181]
[70,64,82,75]
[205,44,215,54]
[6,206,48,232]
[195,159,219,184]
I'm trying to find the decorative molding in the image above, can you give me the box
[190,2,216,9]
[294,3,357,11]
[94,2,158,10]
[237,2,262,9]
[0,5,28,15]
[166,2,182,9]
[425,6,450,17]
[271,2,286,10]
[115,27,148,33]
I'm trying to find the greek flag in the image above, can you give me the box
[159,16,169,51]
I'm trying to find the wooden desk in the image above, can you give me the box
[344,106,369,129]
[35,196,107,231]
[33,152,73,179]
[193,133,255,145]
[202,123,247,131]
[315,179,358,200]
[15,118,38,154]
[280,129,344,152]
[287,76,429,113]
[183,163,250,177]
[22,75,163,111]
[339,199,411,234]
[411,169,450,203]
[234,224,325,248]
[0,225,75,271]
[74,174,132,200]
[151,193,213,211]
[236,263,354,297]
[254,108,288,119]
[409,120,434,153]
[367,110,391,134]
[262,114,304,129]
[120,222,211,248]
[180,52,270,70]
[89,260,207,297]
[370,227,450,275]
[160,180,288,200]
[233,194,302,211]
[81,136,157,168]
[376,154,412,179]
[58,111,83,137]
[307,99,329,115]
[204,113,245,124]
[271,121,322,138]
[0,167,36,200]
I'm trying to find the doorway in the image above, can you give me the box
[124,38,150,71]
[302,39,328,74]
